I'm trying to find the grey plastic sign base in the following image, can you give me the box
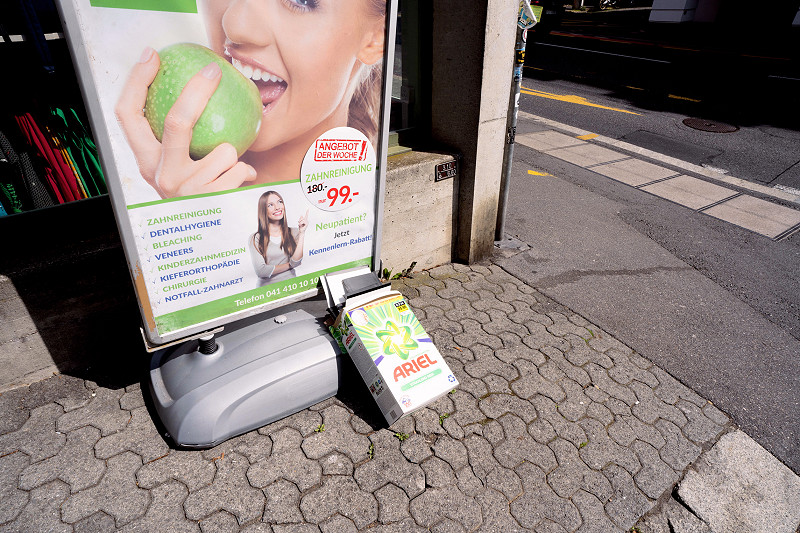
[148,298,341,448]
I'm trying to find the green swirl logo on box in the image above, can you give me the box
[375,321,419,360]
[351,297,427,361]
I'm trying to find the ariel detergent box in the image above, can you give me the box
[333,290,458,425]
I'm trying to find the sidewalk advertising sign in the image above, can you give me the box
[56,0,395,345]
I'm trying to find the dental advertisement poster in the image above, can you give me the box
[57,0,392,344]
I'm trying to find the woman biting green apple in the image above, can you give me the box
[116,0,386,199]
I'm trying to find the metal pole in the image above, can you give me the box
[495,26,527,241]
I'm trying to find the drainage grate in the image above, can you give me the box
[682,118,739,133]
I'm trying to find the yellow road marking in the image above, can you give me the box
[577,133,598,140]
[528,170,551,176]
[520,86,641,115]
[625,85,644,91]
[668,94,702,103]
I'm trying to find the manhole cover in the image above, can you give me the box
[682,118,739,133]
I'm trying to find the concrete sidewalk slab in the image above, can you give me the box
[677,430,800,533]
[517,116,800,243]
[516,130,585,151]
[592,158,679,187]
[546,144,625,168]
[640,175,738,211]
[704,194,800,239]
[521,111,800,206]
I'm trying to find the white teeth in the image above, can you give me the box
[231,57,284,84]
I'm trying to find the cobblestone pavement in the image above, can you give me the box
[0,262,733,532]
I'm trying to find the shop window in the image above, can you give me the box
[388,0,430,151]
[0,0,106,217]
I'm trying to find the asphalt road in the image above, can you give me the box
[523,15,800,190]
[498,17,800,472]
[500,115,800,473]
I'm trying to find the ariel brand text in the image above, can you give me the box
[393,353,438,382]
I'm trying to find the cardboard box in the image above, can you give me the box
[332,289,458,425]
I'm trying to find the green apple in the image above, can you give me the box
[145,43,262,159]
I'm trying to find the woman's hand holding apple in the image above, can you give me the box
[115,47,257,199]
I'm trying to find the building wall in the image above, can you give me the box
[431,0,518,263]
[380,151,458,274]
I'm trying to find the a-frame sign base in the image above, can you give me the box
[148,297,340,448]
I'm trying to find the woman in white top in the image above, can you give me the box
[248,190,308,285]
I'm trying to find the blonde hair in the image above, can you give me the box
[347,0,386,148]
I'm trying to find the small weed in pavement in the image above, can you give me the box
[394,432,409,442]
[381,261,417,281]
[315,424,325,433]
[439,413,450,426]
